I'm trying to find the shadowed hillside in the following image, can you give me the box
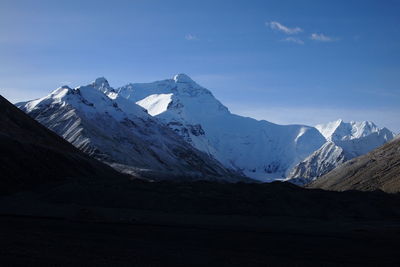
[309,136,400,193]
[0,95,127,194]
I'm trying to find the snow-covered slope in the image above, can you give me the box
[316,119,386,141]
[114,74,326,181]
[286,142,347,185]
[18,78,244,181]
[316,120,394,156]
[19,74,393,184]
[287,119,394,185]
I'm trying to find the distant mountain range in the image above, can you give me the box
[16,74,395,183]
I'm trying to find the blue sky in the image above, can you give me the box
[1,0,399,132]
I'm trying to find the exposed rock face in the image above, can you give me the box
[0,95,126,194]
[287,142,347,185]
[17,79,245,182]
[286,120,394,185]
[308,137,400,193]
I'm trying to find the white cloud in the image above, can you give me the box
[282,37,304,45]
[185,34,198,41]
[310,33,336,42]
[267,21,303,34]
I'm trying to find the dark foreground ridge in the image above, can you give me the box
[0,95,127,194]
[1,95,400,266]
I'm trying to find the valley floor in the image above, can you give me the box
[0,213,399,266]
[1,180,400,266]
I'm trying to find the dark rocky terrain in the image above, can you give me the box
[309,136,400,193]
[1,180,400,266]
[0,95,127,194]
[1,94,400,266]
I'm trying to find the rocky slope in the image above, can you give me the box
[287,119,394,185]
[17,79,244,182]
[0,95,126,194]
[308,136,400,193]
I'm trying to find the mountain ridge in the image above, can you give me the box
[17,79,246,182]
[0,94,127,194]
[112,74,326,181]
[287,119,394,185]
[16,74,395,183]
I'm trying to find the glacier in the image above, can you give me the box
[113,74,327,181]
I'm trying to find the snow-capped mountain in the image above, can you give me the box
[18,74,394,184]
[17,78,244,181]
[286,119,394,185]
[316,120,394,157]
[112,74,326,181]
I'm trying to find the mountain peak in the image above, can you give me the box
[91,77,111,91]
[60,85,72,90]
[173,73,194,83]
[316,119,391,142]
